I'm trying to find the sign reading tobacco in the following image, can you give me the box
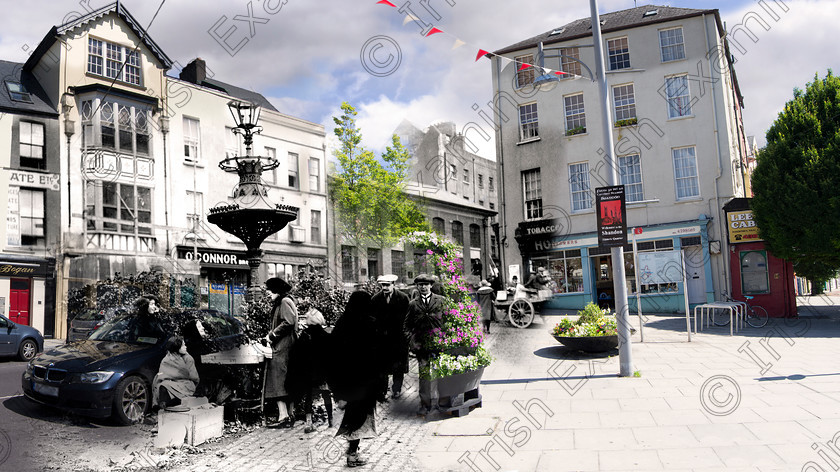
[596,185,627,248]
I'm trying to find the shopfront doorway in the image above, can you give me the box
[9,279,31,326]
[592,255,614,310]
[683,246,707,304]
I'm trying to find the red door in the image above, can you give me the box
[9,279,31,326]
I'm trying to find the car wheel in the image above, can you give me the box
[18,339,38,362]
[113,375,149,425]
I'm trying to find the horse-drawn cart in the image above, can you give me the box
[493,289,553,328]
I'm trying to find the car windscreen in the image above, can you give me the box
[88,314,165,344]
[74,308,106,322]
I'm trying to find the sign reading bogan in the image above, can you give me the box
[727,210,763,243]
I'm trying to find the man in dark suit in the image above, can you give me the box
[403,273,446,416]
[371,274,410,401]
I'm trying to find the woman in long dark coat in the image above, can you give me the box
[263,277,298,427]
[328,291,379,468]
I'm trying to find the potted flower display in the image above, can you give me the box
[402,231,492,414]
[551,302,620,353]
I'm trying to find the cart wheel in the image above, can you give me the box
[508,299,534,328]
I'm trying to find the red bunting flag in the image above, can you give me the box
[554,71,568,75]
[475,49,489,62]
[376,0,397,6]
[426,27,443,37]
[518,63,532,71]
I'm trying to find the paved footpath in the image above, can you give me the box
[171,295,840,472]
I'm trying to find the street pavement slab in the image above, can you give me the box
[164,295,840,471]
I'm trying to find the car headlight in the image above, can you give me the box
[79,371,115,384]
[25,363,34,375]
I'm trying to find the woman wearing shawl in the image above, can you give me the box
[263,277,299,428]
[328,291,379,468]
[153,337,199,409]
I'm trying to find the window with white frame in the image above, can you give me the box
[618,154,643,202]
[672,146,700,199]
[659,27,686,62]
[309,157,321,192]
[87,37,142,86]
[81,98,150,156]
[449,164,457,193]
[564,93,586,135]
[264,147,277,184]
[186,190,204,226]
[18,188,45,246]
[288,152,299,188]
[569,162,592,211]
[19,121,45,168]
[183,117,200,163]
[311,209,321,244]
[86,181,152,235]
[514,54,535,88]
[607,37,630,70]
[560,47,581,78]
[519,102,539,140]
[665,75,692,118]
[522,168,542,219]
[612,84,636,122]
[224,127,238,159]
[489,176,494,192]
[463,168,469,193]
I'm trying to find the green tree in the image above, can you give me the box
[751,71,840,293]
[329,102,427,281]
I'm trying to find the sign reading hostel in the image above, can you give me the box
[727,210,762,243]
[596,185,627,248]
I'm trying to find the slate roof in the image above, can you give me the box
[200,78,279,113]
[494,4,718,55]
[24,1,173,73]
[0,60,58,116]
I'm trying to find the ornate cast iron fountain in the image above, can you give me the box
[207,100,298,301]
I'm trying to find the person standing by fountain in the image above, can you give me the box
[262,277,299,428]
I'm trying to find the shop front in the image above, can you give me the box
[723,198,796,318]
[0,256,56,336]
[176,246,248,316]
[514,218,714,313]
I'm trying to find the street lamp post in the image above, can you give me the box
[589,0,633,377]
[531,0,634,377]
[207,100,299,302]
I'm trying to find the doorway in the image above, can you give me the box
[592,255,614,310]
[683,246,707,304]
[10,278,31,326]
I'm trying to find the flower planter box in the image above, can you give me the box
[435,367,484,417]
[553,335,618,353]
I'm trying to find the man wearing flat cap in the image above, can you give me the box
[371,274,410,401]
[403,273,446,415]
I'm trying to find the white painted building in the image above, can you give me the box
[12,3,327,336]
[490,5,750,313]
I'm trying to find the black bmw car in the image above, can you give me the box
[22,309,244,425]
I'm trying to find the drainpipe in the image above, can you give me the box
[704,13,731,297]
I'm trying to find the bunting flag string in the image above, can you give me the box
[375,0,584,80]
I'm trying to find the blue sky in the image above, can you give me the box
[1,0,837,160]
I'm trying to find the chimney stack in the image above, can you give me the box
[180,58,207,85]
